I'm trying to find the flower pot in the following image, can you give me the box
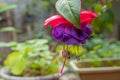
[70,58,120,80]
[0,68,60,80]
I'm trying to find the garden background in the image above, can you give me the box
[0,0,120,80]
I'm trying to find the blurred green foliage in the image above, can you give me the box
[80,37,120,60]
[4,39,61,76]
[0,27,20,33]
[0,4,17,13]
[82,0,118,34]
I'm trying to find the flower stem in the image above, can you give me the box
[59,45,68,76]
[59,52,67,76]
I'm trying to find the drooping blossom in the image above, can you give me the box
[44,10,98,45]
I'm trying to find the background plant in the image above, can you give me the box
[81,0,117,35]
[4,39,62,76]
[80,37,120,60]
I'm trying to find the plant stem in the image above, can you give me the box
[59,45,68,76]
[59,52,67,76]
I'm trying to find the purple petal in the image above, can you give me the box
[65,25,88,41]
[52,23,66,41]
[51,22,92,45]
[80,40,86,44]
[81,23,92,39]
[62,34,80,45]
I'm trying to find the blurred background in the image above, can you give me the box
[0,0,120,79]
[0,0,120,65]
[0,0,120,63]
[0,0,57,58]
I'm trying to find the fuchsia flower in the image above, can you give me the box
[44,10,98,45]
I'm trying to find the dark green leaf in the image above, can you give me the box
[56,0,81,27]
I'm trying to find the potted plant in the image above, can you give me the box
[70,38,120,80]
[0,39,65,80]
[70,59,120,80]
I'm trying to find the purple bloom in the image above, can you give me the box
[52,23,92,45]
[44,11,98,45]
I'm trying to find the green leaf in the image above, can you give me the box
[0,4,17,13]
[94,4,102,13]
[37,59,46,67]
[106,1,112,9]
[0,42,9,47]
[56,0,81,27]
[104,23,113,31]
[4,52,27,75]
[0,42,17,48]
[0,27,20,32]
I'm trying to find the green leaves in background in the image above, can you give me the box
[94,4,103,14]
[4,52,28,75]
[56,0,81,27]
[3,39,60,76]
[0,27,20,32]
[80,37,120,61]
[0,4,17,13]
[4,39,50,76]
[92,9,114,32]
